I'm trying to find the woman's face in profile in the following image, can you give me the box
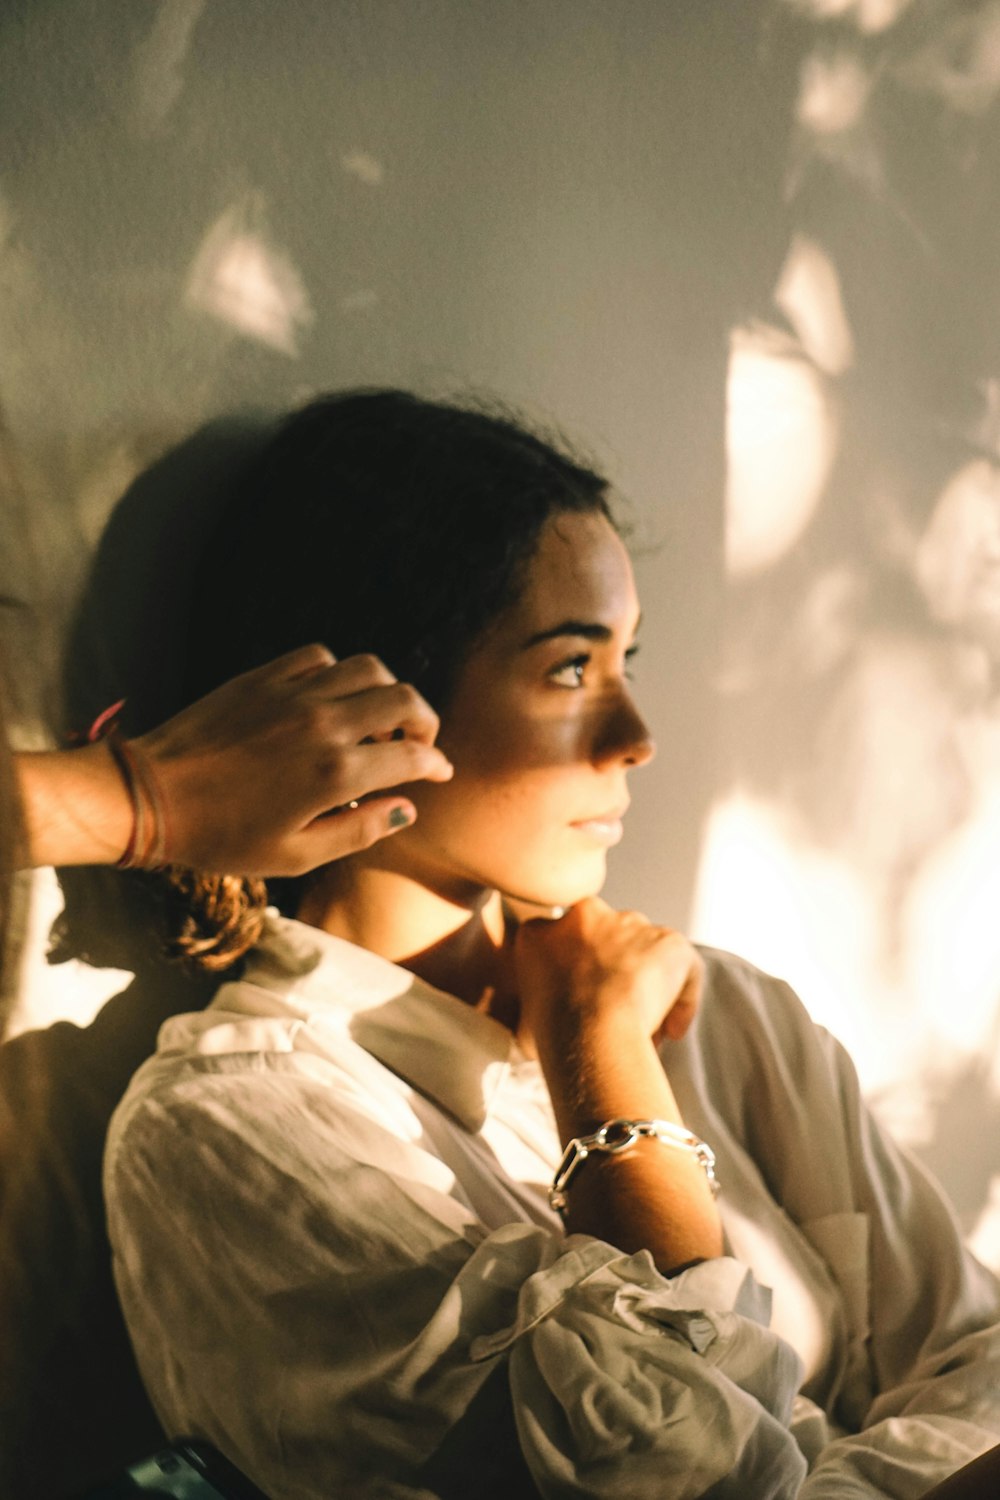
[386,509,654,908]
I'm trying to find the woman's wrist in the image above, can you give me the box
[532,996,723,1269]
[534,1002,684,1141]
[17,742,132,868]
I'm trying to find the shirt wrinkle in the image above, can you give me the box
[213,914,518,1132]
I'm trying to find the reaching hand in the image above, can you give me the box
[17,645,453,875]
[134,644,454,875]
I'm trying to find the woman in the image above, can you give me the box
[104,391,1000,1498]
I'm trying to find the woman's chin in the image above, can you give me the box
[502,861,607,913]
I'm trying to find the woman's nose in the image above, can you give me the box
[593,691,656,770]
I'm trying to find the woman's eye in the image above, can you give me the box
[549,655,589,688]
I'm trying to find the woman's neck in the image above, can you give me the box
[296,858,509,1009]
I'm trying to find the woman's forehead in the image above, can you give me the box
[512,511,638,633]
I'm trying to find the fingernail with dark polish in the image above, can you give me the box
[389,807,413,829]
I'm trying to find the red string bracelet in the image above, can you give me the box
[115,734,170,869]
[79,702,171,871]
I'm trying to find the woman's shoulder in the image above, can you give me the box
[695,943,814,1030]
[690,943,854,1098]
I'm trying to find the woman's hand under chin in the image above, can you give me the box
[509,896,721,1271]
[511,896,703,1059]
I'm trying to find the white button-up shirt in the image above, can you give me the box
[105,913,1000,1498]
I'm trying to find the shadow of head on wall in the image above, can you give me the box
[62,412,278,743]
[54,414,277,975]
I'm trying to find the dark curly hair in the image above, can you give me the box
[154,389,616,967]
[181,390,612,705]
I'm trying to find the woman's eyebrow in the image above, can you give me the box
[519,621,614,650]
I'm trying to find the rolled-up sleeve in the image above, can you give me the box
[106,1064,811,1499]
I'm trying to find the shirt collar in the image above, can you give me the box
[222,911,518,1132]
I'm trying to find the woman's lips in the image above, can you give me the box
[570,810,627,845]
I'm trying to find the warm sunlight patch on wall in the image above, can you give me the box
[341,150,385,187]
[780,0,912,35]
[775,237,853,379]
[129,0,205,135]
[726,236,849,578]
[797,49,871,135]
[9,870,132,1038]
[901,752,1000,1059]
[689,794,884,1071]
[916,458,1000,645]
[184,193,314,357]
[969,1177,1000,1272]
[724,326,836,577]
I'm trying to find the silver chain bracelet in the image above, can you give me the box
[549,1117,719,1216]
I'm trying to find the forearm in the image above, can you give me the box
[16,744,130,868]
[536,1007,723,1274]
